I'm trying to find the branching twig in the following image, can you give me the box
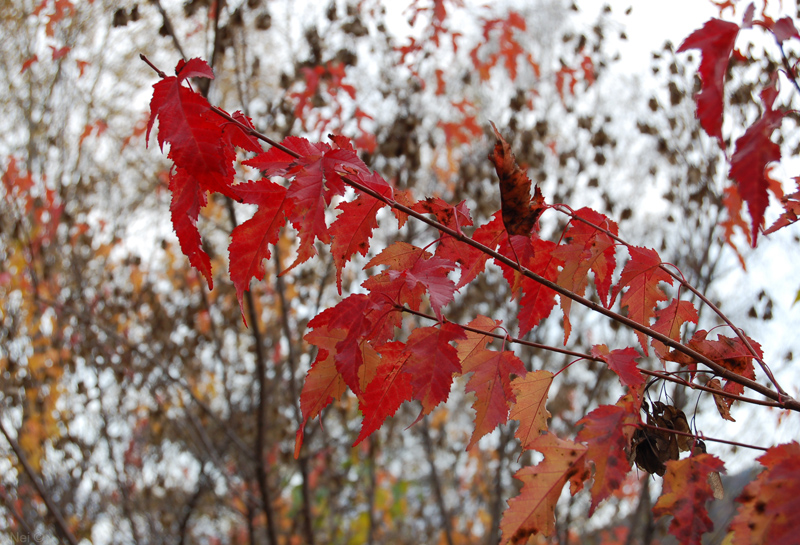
[0,417,80,545]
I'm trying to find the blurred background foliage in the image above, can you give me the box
[1,0,798,543]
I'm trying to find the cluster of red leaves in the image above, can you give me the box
[145,56,798,545]
[677,11,800,246]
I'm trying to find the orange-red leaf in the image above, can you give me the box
[404,323,466,420]
[500,433,588,543]
[613,246,672,354]
[576,397,638,515]
[653,453,726,545]
[354,341,414,446]
[651,299,699,360]
[554,207,618,342]
[456,316,527,449]
[731,442,800,545]
[228,180,289,322]
[509,370,554,450]
[330,170,392,292]
[729,80,785,246]
[591,345,644,389]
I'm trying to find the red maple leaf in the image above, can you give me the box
[404,323,466,420]
[436,211,505,290]
[243,134,371,272]
[168,171,212,288]
[497,234,562,336]
[353,341,414,446]
[509,370,554,451]
[669,330,762,398]
[147,58,239,200]
[554,208,618,342]
[650,299,699,360]
[455,316,527,449]
[729,80,786,246]
[731,442,800,545]
[295,318,349,457]
[591,345,644,390]
[146,58,246,287]
[228,180,289,321]
[677,19,740,146]
[613,247,672,354]
[365,241,457,320]
[653,453,726,545]
[765,182,800,235]
[576,396,639,515]
[330,170,393,293]
[500,433,589,543]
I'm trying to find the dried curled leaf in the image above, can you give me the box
[488,121,546,236]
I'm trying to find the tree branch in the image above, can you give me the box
[0,417,79,545]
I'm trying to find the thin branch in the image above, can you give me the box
[635,423,769,451]
[401,304,785,409]
[420,417,454,545]
[0,417,79,545]
[225,200,279,545]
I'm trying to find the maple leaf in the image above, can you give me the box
[509,370,554,450]
[489,122,546,236]
[613,246,672,354]
[455,316,527,449]
[764,182,800,235]
[497,234,562,336]
[228,180,289,321]
[677,19,740,146]
[576,396,639,515]
[436,211,505,290]
[554,207,618,342]
[365,241,457,320]
[353,341,414,446]
[731,442,800,545]
[244,135,370,272]
[500,433,588,543]
[147,58,246,287]
[295,321,349,457]
[591,345,644,390]
[653,453,726,545]
[403,323,466,420]
[666,329,762,398]
[147,58,239,200]
[168,170,212,288]
[650,299,699,360]
[330,170,393,293]
[729,79,786,246]
[325,294,377,396]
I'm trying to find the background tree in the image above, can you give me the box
[1,1,798,544]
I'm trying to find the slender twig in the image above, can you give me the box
[777,40,800,97]
[225,200,279,545]
[420,417,455,545]
[272,245,316,545]
[635,423,768,451]
[399,304,784,408]
[0,418,80,545]
[149,0,187,60]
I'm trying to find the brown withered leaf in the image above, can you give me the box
[488,122,546,236]
[706,378,735,422]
